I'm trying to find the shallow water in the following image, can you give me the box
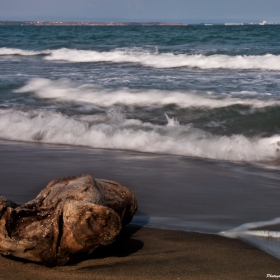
[1,140,280,258]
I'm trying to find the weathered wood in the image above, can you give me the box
[0,174,137,266]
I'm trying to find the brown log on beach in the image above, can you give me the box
[0,174,138,266]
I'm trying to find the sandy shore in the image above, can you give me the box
[2,140,280,234]
[1,141,280,279]
[0,225,279,280]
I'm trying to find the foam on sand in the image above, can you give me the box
[221,217,280,259]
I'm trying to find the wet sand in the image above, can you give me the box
[1,140,280,278]
[0,225,280,280]
[1,139,280,233]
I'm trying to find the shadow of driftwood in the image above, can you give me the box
[87,225,144,260]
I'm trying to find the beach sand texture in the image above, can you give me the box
[1,226,280,280]
[1,141,280,279]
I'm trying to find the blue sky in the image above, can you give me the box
[0,0,279,23]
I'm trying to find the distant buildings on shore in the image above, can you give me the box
[0,21,188,26]
[0,20,278,26]
[224,20,272,26]
[204,20,278,25]
[224,23,244,26]
[259,21,267,25]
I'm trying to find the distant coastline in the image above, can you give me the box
[0,20,278,26]
[0,21,188,26]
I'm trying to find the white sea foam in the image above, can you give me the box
[45,48,280,70]
[0,108,279,162]
[0,47,50,56]
[2,47,280,70]
[15,78,280,109]
[221,218,280,259]
[165,113,180,127]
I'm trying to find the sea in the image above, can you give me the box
[1,24,280,258]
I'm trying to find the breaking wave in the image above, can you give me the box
[0,47,50,56]
[0,108,280,162]
[15,78,280,109]
[1,47,280,70]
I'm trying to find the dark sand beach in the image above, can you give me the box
[1,140,280,279]
[1,225,280,280]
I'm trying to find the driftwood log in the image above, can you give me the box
[0,174,137,266]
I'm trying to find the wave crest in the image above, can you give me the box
[1,47,280,70]
[0,47,50,56]
[0,108,279,162]
[15,78,280,109]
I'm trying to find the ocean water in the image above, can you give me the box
[1,25,280,258]
[2,25,280,162]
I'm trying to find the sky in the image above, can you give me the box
[0,0,279,23]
